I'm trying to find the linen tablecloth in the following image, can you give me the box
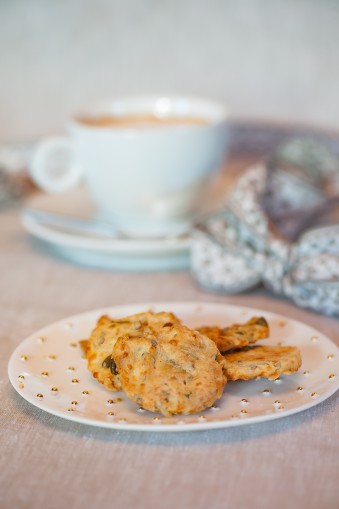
[1,142,338,509]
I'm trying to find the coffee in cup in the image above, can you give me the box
[29,95,229,237]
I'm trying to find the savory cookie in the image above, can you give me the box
[222,345,302,381]
[113,323,227,416]
[197,316,269,353]
[86,311,180,391]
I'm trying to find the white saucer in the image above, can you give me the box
[21,187,191,271]
[8,302,339,432]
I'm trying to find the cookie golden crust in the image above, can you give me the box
[86,311,180,391]
[113,323,227,416]
[222,345,302,381]
[197,316,270,353]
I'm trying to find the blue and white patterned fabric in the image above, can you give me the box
[191,140,339,316]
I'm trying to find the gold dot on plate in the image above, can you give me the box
[277,405,284,410]
[303,371,310,376]
[67,366,76,371]
[67,408,74,412]
[198,415,206,420]
[107,399,114,405]
[82,390,89,395]
[37,336,45,343]
[71,401,78,405]
[41,371,49,376]
[107,411,115,416]
[69,343,77,348]
[273,377,281,383]
[262,389,271,395]
[18,375,25,380]
[297,386,304,391]
[240,409,248,414]
[51,387,58,392]
[19,383,25,389]
[274,400,281,405]
[211,405,220,411]
[118,418,127,423]
[20,355,28,361]
[153,417,161,422]
[327,355,334,360]
[71,378,79,383]
[48,355,56,360]
[36,393,43,398]
[311,336,318,342]
[329,374,335,379]
[311,392,318,398]
[116,397,123,402]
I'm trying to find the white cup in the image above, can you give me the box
[29,95,229,237]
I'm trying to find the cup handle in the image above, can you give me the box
[29,136,83,193]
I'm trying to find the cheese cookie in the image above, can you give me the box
[113,323,227,416]
[197,316,269,353]
[222,345,302,381]
[86,311,180,391]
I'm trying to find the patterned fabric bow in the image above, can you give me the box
[191,140,339,316]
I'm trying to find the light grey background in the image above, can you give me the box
[0,0,339,142]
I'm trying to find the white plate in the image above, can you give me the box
[21,188,190,271]
[8,302,339,432]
